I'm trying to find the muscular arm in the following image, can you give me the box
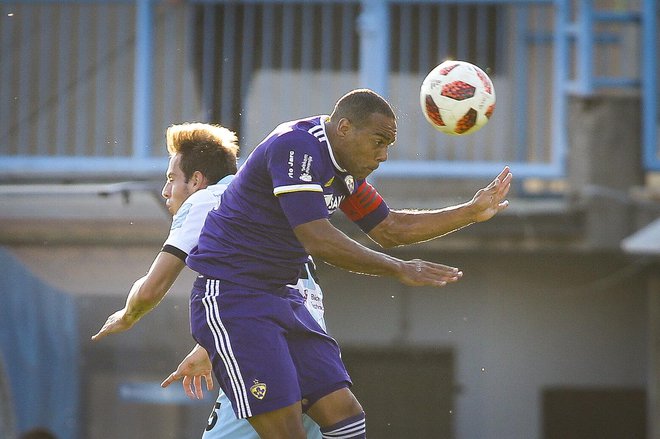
[368,166,512,248]
[294,219,461,287]
[92,252,185,340]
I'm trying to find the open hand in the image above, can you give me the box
[469,166,512,223]
[161,344,214,399]
[397,259,463,287]
[91,309,135,341]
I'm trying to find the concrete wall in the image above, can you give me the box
[5,243,648,439]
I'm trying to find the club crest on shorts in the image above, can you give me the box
[250,380,267,400]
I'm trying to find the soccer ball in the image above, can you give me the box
[420,60,496,135]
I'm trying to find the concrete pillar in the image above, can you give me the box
[567,94,644,248]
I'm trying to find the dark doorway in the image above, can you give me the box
[543,387,646,439]
[341,347,455,439]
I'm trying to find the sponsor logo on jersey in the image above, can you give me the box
[324,176,335,187]
[287,150,295,178]
[300,154,313,182]
[324,194,345,213]
[250,380,267,400]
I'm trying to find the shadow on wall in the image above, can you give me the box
[0,247,79,439]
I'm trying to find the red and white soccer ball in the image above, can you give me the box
[420,60,496,136]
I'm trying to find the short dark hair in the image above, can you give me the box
[330,89,396,128]
[166,123,240,184]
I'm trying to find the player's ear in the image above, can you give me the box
[336,118,352,137]
[191,170,209,189]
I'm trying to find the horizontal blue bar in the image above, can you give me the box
[565,77,641,95]
[7,0,554,3]
[0,157,168,180]
[0,157,564,180]
[118,381,215,405]
[376,160,564,179]
[527,32,620,45]
[593,11,641,23]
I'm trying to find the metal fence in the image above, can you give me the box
[0,0,657,181]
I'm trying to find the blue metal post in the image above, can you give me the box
[642,0,658,170]
[358,0,390,96]
[133,0,153,159]
[575,0,594,95]
[551,0,569,173]
[514,4,529,163]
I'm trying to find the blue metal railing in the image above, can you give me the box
[0,0,656,179]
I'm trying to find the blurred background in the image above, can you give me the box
[0,0,659,438]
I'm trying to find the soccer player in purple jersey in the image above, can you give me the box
[186,88,512,439]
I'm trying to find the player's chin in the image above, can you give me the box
[359,166,378,178]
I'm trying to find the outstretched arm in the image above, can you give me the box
[294,219,462,288]
[368,166,512,247]
[91,251,185,341]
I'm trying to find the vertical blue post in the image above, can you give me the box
[576,0,594,94]
[642,0,658,170]
[551,0,569,173]
[358,0,390,96]
[133,0,153,158]
[514,5,529,163]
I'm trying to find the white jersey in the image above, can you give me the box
[162,176,232,260]
[164,174,323,439]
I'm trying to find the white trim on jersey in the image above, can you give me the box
[308,124,327,143]
[273,183,323,196]
[203,279,253,419]
[321,119,346,173]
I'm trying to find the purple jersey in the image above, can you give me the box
[187,115,389,290]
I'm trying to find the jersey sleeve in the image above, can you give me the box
[340,180,390,233]
[267,131,329,227]
[162,195,217,261]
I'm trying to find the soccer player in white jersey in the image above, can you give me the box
[91,122,323,438]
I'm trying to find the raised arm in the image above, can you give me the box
[91,252,185,341]
[367,166,512,247]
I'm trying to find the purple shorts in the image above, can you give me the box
[190,275,351,419]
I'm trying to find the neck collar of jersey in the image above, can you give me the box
[218,174,234,185]
[322,116,347,173]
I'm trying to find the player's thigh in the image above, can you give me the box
[305,387,363,428]
[247,401,306,439]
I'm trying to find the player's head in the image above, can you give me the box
[162,122,239,215]
[327,89,397,179]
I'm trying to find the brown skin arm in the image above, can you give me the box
[367,166,512,248]
[293,219,461,287]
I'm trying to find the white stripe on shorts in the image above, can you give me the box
[203,279,252,418]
